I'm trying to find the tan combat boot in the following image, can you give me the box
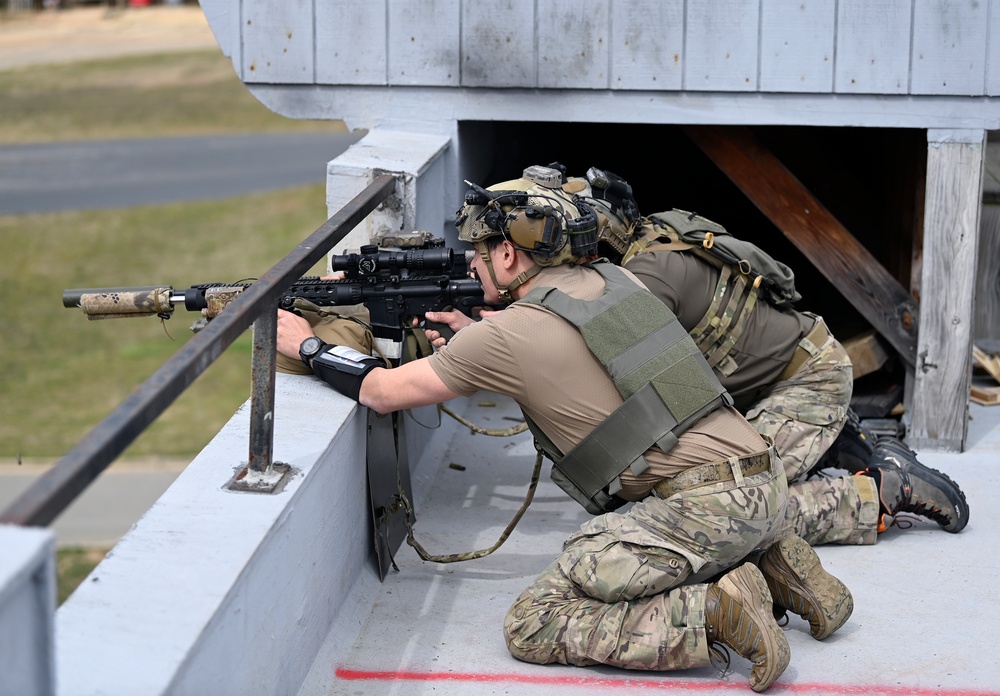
[759,533,853,640]
[705,563,791,692]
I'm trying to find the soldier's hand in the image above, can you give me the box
[276,309,316,360]
[421,309,475,350]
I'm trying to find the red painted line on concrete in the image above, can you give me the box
[336,667,1000,696]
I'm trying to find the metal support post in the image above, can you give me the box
[227,306,292,493]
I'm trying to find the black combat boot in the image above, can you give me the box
[862,438,970,533]
[705,563,790,692]
[809,407,875,475]
[758,533,854,640]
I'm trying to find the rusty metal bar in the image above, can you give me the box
[249,307,279,473]
[0,174,396,527]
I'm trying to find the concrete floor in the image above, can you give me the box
[300,396,1000,696]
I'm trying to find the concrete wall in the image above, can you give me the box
[53,374,457,696]
[325,129,453,254]
[56,376,364,695]
[0,525,55,696]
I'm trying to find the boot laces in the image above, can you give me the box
[886,513,916,530]
[896,492,951,526]
[708,643,733,679]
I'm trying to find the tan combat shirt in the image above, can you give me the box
[625,250,814,412]
[428,263,765,501]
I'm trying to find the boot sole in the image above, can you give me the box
[759,534,853,640]
[717,563,791,692]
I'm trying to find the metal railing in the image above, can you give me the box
[0,174,396,527]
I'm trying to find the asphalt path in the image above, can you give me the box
[0,463,186,547]
[0,131,363,216]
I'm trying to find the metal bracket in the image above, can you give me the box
[226,461,294,494]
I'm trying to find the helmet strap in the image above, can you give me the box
[504,264,542,299]
[475,241,540,303]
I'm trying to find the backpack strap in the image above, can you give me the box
[687,265,764,376]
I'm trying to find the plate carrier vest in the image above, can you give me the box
[518,261,733,514]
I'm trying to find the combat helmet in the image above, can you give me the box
[566,166,642,263]
[455,164,602,301]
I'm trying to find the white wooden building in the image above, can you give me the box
[199,0,1000,451]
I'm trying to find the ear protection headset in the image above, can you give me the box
[461,181,600,259]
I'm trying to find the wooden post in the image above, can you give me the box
[975,158,1000,346]
[976,204,1000,346]
[908,129,986,452]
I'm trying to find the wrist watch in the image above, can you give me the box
[298,336,328,367]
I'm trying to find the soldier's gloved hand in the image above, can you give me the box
[311,344,384,401]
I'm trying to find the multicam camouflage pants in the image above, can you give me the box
[745,327,879,546]
[503,450,787,671]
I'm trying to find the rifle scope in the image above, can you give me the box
[331,245,454,278]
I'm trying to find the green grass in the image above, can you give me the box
[0,184,326,458]
[0,186,329,458]
[56,546,111,605]
[0,50,346,144]
[0,50,337,459]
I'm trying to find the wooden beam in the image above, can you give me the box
[842,330,890,379]
[682,125,918,368]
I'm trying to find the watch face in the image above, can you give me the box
[300,337,323,357]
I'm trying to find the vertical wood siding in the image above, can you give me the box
[990,2,1000,94]
[684,0,760,91]
[834,0,911,94]
[241,0,313,84]
[388,0,461,86]
[538,0,610,88]
[609,0,684,90]
[316,3,387,85]
[911,0,989,96]
[221,0,998,97]
[461,0,535,87]
[759,1,835,93]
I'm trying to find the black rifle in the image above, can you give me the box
[63,244,488,341]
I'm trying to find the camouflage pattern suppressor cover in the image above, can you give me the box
[77,287,174,320]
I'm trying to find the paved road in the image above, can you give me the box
[0,462,187,547]
[0,131,363,216]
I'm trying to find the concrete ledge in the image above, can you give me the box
[56,373,448,696]
[326,129,453,252]
[0,525,55,696]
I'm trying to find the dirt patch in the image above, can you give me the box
[0,5,219,71]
